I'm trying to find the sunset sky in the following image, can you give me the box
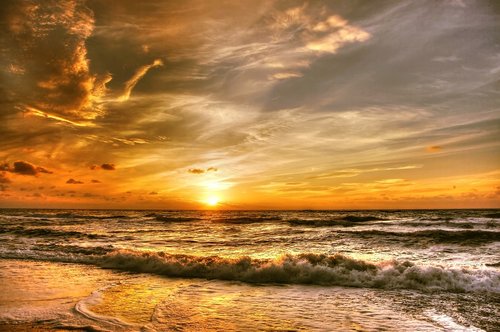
[0,0,499,209]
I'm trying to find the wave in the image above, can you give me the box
[288,215,383,227]
[0,226,107,239]
[342,215,385,222]
[154,216,202,222]
[211,217,282,224]
[335,230,500,245]
[288,219,358,227]
[401,221,476,229]
[33,243,115,256]
[25,212,130,220]
[2,249,498,294]
[80,251,500,294]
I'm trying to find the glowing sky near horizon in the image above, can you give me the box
[0,0,499,209]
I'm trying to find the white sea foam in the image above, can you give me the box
[424,310,486,332]
[74,283,133,328]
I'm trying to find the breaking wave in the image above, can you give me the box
[83,251,500,294]
[2,249,498,294]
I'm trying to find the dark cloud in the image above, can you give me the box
[188,168,205,174]
[0,161,53,176]
[12,161,38,175]
[149,191,158,195]
[101,163,116,170]
[90,163,116,170]
[188,167,218,174]
[91,179,101,183]
[66,178,84,184]
[36,167,52,174]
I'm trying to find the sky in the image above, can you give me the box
[0,0,499,209]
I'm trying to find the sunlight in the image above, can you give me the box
[205,195,220,207]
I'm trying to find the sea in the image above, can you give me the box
[0,209,498,331]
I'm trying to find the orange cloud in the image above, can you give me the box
[90,164,116,170]
[66,178,84,184]
[188,167,218,174]
[0,173,11,184]
[426,145,443,152]
[188,168,205,174]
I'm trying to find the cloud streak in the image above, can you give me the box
[118,59,164,101]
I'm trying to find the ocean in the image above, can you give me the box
[0,209,498,331]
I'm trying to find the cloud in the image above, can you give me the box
[1,0,107,121]
[309,165,421,180]
[66,178,84,184]
[427,145,443,153]
[12,162,38,175]
[24,106,97,128]
[118,59,164,101]
[90,163,116,170]
[188,168,205,174]
[101,163,116,170]
[269,72,303,80]
[305,15,371,53]
[0,173,11,184]
[1,161,52,176]
[91,179,101,183]
[188,167,218,174]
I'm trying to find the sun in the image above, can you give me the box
[205,196,220,207]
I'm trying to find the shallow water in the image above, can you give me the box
[0,209,498,331]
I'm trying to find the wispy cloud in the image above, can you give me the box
[118,59,164,101]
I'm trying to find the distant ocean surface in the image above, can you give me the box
[0,209,499,331]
